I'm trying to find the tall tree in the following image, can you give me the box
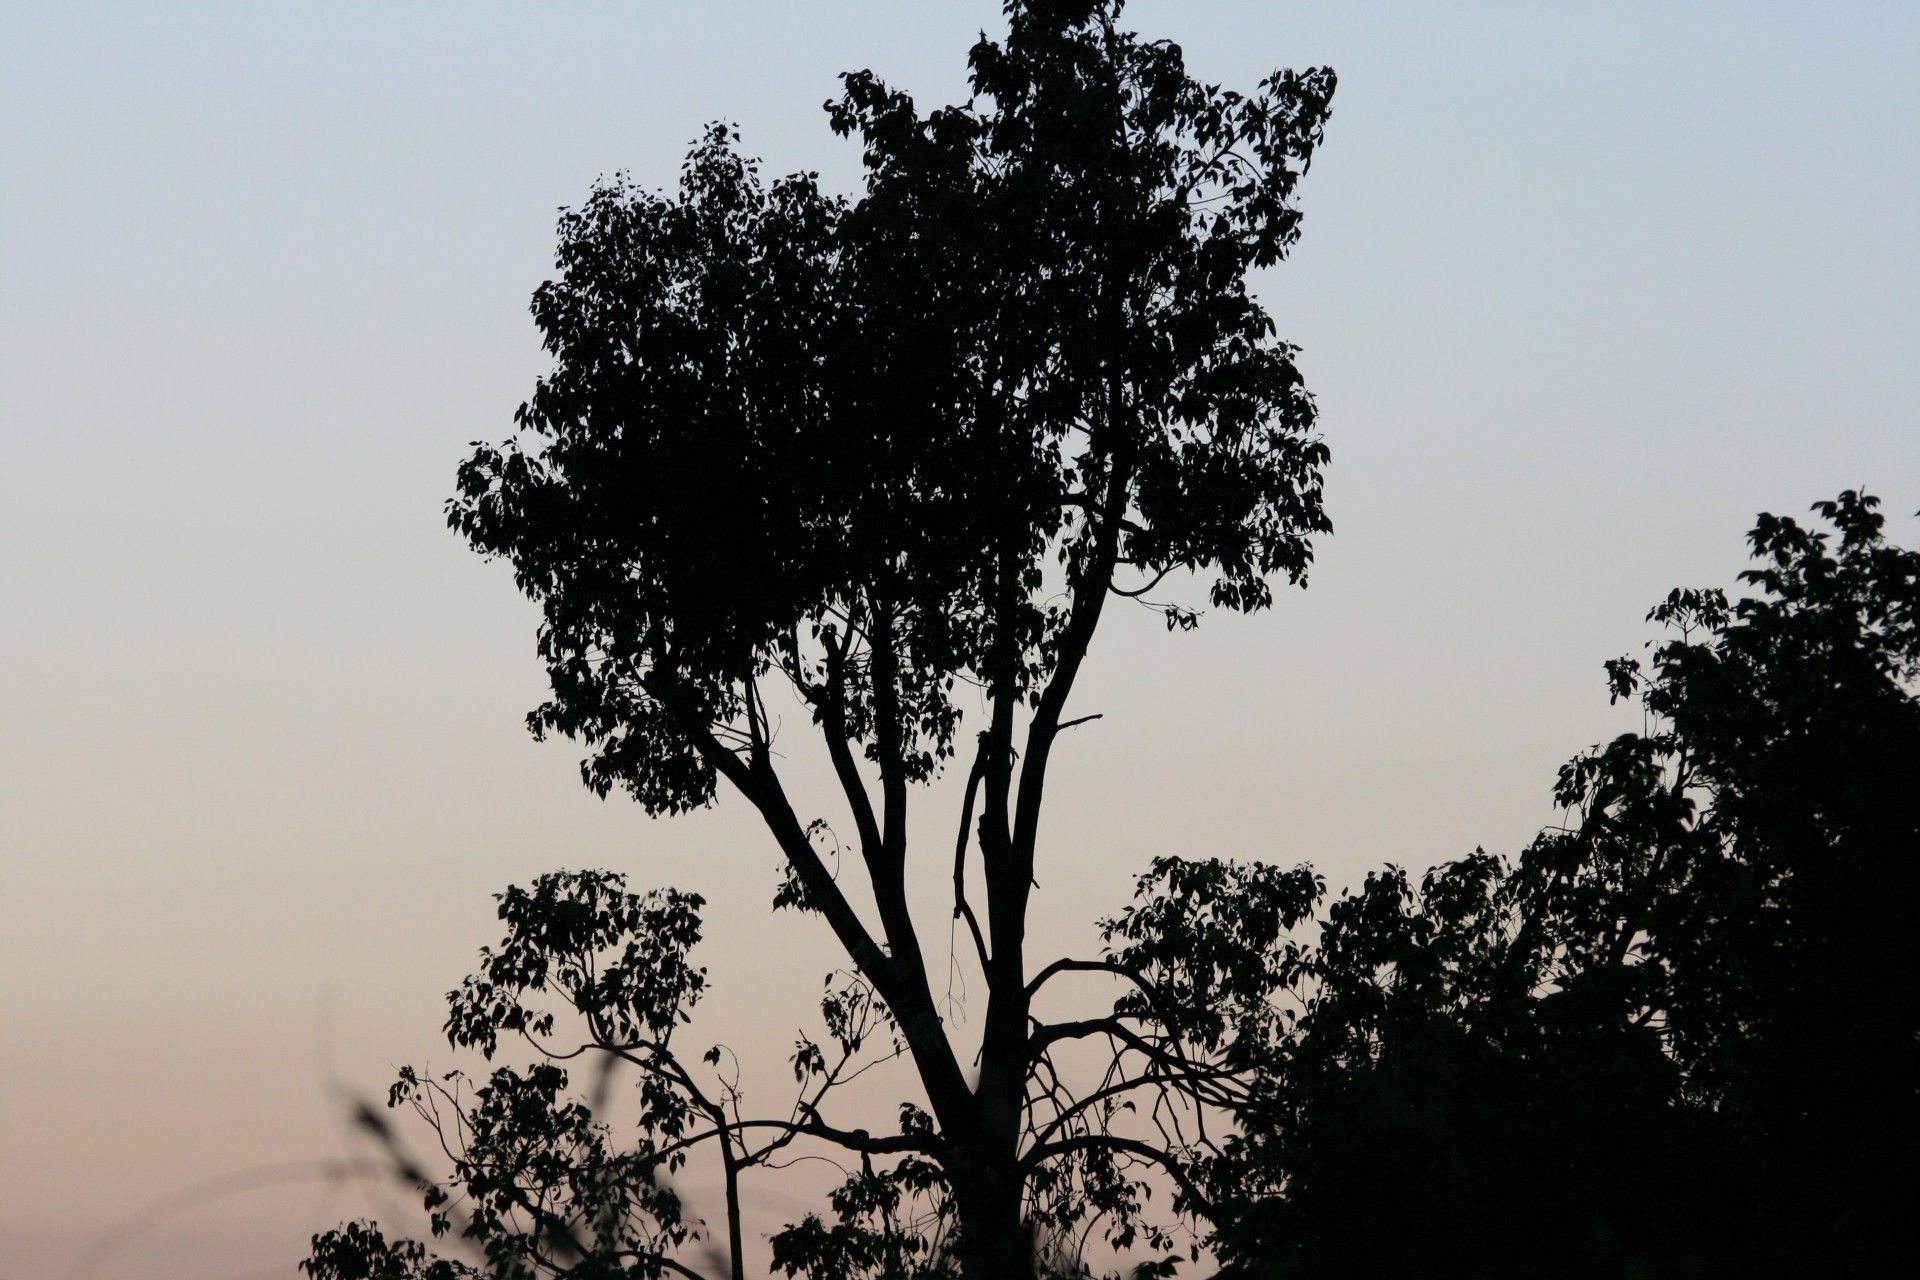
[310,3,1336,1277]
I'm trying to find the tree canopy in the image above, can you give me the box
[1197,491,1920,1278]
[449,0,1333,816]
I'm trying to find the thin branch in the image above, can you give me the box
[1109,566,1174,599]
[952,746,993,974]
[1025,957,1185,1035]
[1020,1133,1219,1222]
[818,631,885,858]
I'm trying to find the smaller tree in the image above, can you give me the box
[1177,491,1920,1278]
[307,870,954,1280]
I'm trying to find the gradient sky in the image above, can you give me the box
[4,2,1917,1276]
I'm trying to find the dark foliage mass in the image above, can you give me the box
[447,0,1331,816]
[1200,492,1920,1279]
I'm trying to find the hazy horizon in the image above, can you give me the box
[4,2,1917,1276]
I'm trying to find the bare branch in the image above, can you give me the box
[1020,1133,1219,1222]
[952,745,993,974]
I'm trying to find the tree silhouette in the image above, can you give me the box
[1191,492,1920,1278]
[307,3,1337,1277]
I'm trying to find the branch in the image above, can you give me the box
[1062,491,1148,537]
[646,677,882,991]
[645,670,974,1136]
[1026,1016,1221,1080]
[816,632,884,859]
[1026,957,1185,1035]
[867,603,910,870]
[1027,1064,1205,1152]
[743,675,770,765]
[1109,566,1174,599]
[1029,1015,1134,1052]
[1012,408,1135,880]
[1019,1133,1219,1222]
[640,1114,942,1178]
[952,745,993,974]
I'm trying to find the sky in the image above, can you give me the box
[3,1,1917,1276]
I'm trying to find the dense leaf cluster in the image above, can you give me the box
[447,0,1332,814]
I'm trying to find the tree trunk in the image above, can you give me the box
[952,1157,1032,1279]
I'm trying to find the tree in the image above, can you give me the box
[307,3,1337,1277]
[1187,492,1920,1278]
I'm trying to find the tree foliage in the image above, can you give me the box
[448,0,1332,817]
[1197,491,1920,1278]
